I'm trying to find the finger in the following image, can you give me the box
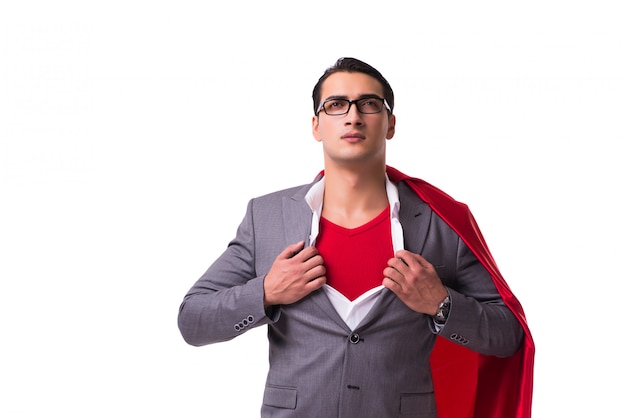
[304,274,327,291]
[394,250,419,267]
[397,250,432,269]
[304,264,326,282]
[382,276,402,292]
[387,257,410,275]
[277,241,306,260]
[411,252,432,268]
[302,254,324,272]
[294,245,321,262]
[383,266,404,288]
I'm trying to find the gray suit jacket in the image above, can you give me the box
[178,180,524,418]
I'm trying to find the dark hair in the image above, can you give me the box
[312,57,395,115]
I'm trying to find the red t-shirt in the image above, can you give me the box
[316,206,393,301]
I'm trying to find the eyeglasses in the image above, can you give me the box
[317,96,390,116]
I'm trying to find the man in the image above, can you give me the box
[178,57,534,418]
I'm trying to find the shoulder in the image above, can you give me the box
[396,180,460,232]
[243,182,316,216]
[250,182,314,203]
[396,178,468,217]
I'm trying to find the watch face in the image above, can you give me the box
[438,297,450,320]
[433,296,450,324]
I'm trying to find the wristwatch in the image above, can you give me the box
[433,295,451,324]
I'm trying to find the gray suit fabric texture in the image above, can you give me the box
[178,180,524,418]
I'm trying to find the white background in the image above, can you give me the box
[1,1,624,417]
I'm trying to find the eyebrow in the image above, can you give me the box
[322,93,383,102]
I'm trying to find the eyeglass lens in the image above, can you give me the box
[323,98,384,115]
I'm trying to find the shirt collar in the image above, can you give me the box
[305,174,401,246]
[305,174,400,213]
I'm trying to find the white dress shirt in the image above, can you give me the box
[305,175,405,330]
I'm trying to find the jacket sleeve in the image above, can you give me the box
[436,235,524,357]
[177,199,278,346]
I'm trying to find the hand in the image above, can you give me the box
[263,241,327,308]
[383,250,448,315]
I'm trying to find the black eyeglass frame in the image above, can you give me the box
[316,96,392,116]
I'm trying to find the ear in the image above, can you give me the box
[386,114,396,140]
[312,115,322,142]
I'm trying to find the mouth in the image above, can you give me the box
[341,132,365,143]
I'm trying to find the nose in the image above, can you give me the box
[344,102,363,125]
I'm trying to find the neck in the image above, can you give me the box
[321,163,389,228]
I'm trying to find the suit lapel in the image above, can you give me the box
[280,182,354,332]
[357,182,434,328]
[398,182,433,255]
[310,290,353,332]
[282,185,314,246]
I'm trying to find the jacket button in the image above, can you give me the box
[349,333,360,344]
[450,333,470,345]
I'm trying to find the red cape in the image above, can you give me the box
[385,166,535,418]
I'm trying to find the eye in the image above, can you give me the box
[327,100,347,109]
[358,98,382,112]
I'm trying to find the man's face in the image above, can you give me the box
[312,71,396,168]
